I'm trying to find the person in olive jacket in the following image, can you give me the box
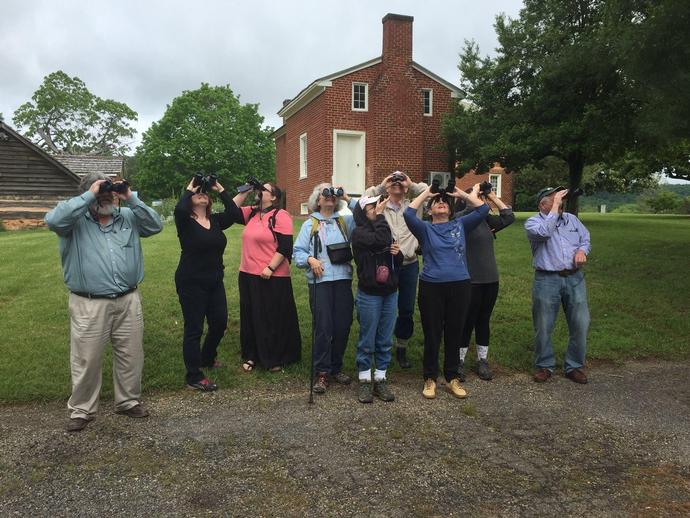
[351,195,403,403]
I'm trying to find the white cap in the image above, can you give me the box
[358,195,381,209]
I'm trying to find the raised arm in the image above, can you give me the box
[212,181,243,229]
[485,192,515,233]
[44,191,95,237]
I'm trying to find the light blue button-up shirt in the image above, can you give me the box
[45,191,163,295]
[524,211,591,271]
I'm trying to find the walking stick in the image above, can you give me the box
[309,230,320,404]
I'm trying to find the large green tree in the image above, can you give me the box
[135,84,274,199]
[443,0,690,210]
[13,71,137,155]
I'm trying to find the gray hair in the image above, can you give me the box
[307,182,346,213]
[79,172,110,193]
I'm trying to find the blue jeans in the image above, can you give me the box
[355,289,398,372]
[532,270,590,373]
[394,261,419,341]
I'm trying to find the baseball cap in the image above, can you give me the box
[536,186,565,204]
[358,195,381,209]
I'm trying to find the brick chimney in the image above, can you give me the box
[382,13,413,65]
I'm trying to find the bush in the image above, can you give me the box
[642,190,683,214]
[612,203,644,213]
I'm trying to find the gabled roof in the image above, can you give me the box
[53,154,124,177]
[0,122,80,184]
[277,57,464,120]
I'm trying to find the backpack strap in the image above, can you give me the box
[335,215,349,242]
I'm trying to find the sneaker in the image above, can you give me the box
[476,359,493,381]
[565,368,588,384]
[115,403,150,418]
[446,379,467,399]
[396,347,411,369]
[66,417,90,432]
[533,368,553,383]
[313,373,328,394]
[422,379,437,399]
[331,372,352,385]
[457,360,467,382]
[358,381,373,403]
[373,380,395,402]
[187,378,218,392]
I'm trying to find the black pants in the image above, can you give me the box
[176,278,228,384]
[308,279,354,375]
[461,282,499,349]
[418,279,471,382]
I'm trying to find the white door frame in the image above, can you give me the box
[332,129,366,195]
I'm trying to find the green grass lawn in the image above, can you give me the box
[0,213,688,403]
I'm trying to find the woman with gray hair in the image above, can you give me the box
[293,183,358,394]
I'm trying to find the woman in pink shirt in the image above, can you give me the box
[232,182,301,372]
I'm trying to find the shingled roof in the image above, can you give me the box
[53,154,124,178]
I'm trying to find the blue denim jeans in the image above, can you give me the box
[355,289,398,372]
[394,261,419,341]
[532,270,590,373]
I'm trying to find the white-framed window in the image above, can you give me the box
[422,89,433,116]
[299,133,307,179]
[352,82,368,111]
[489,173,502,197]
[300,203,309,215]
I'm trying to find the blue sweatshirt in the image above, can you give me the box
[293,198,358,283]
[403,205,490,283]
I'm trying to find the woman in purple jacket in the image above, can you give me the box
[403,183,488,400]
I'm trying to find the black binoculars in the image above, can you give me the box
[479,181,493,196]
[99,179,129,195]
[390,172,406,184]
[322,186,344,198]
[193,173,218,194]
[237,177,265,193]
[564,188,584,199]
[430,178,455,195]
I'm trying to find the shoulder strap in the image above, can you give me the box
[335,215,349,242]
[310,215,320,237]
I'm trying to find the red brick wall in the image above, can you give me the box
[275,14,472,214]
[455,165,515,205]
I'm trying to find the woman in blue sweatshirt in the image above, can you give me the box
[403,183,489,400]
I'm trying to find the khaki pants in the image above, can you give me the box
[67,290,144,419]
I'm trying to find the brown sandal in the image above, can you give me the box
[242,360,255,372]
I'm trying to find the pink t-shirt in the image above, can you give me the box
[239,206,293,277]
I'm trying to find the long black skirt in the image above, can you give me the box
[238,271,301,369]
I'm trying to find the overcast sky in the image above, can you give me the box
[1,0,525,149]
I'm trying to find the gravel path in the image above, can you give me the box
[1,360,688,517]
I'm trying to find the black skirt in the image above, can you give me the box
[238,271,302,368]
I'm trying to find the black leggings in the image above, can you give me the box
[418,279,471,382]
[176,278,228,384]
[461,282,499,348]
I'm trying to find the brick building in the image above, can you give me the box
[272,13,512,215]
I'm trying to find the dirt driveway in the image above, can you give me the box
[1,360,688,517]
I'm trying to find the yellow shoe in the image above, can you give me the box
[422,379,436,399]
[447,379,467,399]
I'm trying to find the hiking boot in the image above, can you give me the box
[115,403,149,418]
[187,378,218,392]
[446,379,467,399]
[457,360,467,382]
[313,373,328,394]
[533,368,553,383]
[331,372,352,385]
[565,368,588,384]
[358,381,373,403]
[396,347,411,369]
[422,379,437,399]
[373,380,395,402]
[66,417,90,432]
[476,359,493,381]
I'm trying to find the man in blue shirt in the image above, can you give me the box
[525,187,591,384]
[45,172,163,431]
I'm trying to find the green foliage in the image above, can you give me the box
[12,71,137,155]
[642,190,683,214]
[135,84,275,199]
[443,0,690,209]
[611,203,643,214]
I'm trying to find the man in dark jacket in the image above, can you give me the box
[351,195,403,403]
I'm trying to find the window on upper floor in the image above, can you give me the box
[352,83,368,111]
[422,89,433,116]
[489,174,502,198]
[299,133,307,179]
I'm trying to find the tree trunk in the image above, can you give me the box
[567,152,584,215]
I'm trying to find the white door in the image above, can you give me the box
[333,131,365,195]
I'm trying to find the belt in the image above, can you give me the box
[536,269,579,277]
[71,286,137,299]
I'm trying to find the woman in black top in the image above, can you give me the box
[174,177,239,391]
